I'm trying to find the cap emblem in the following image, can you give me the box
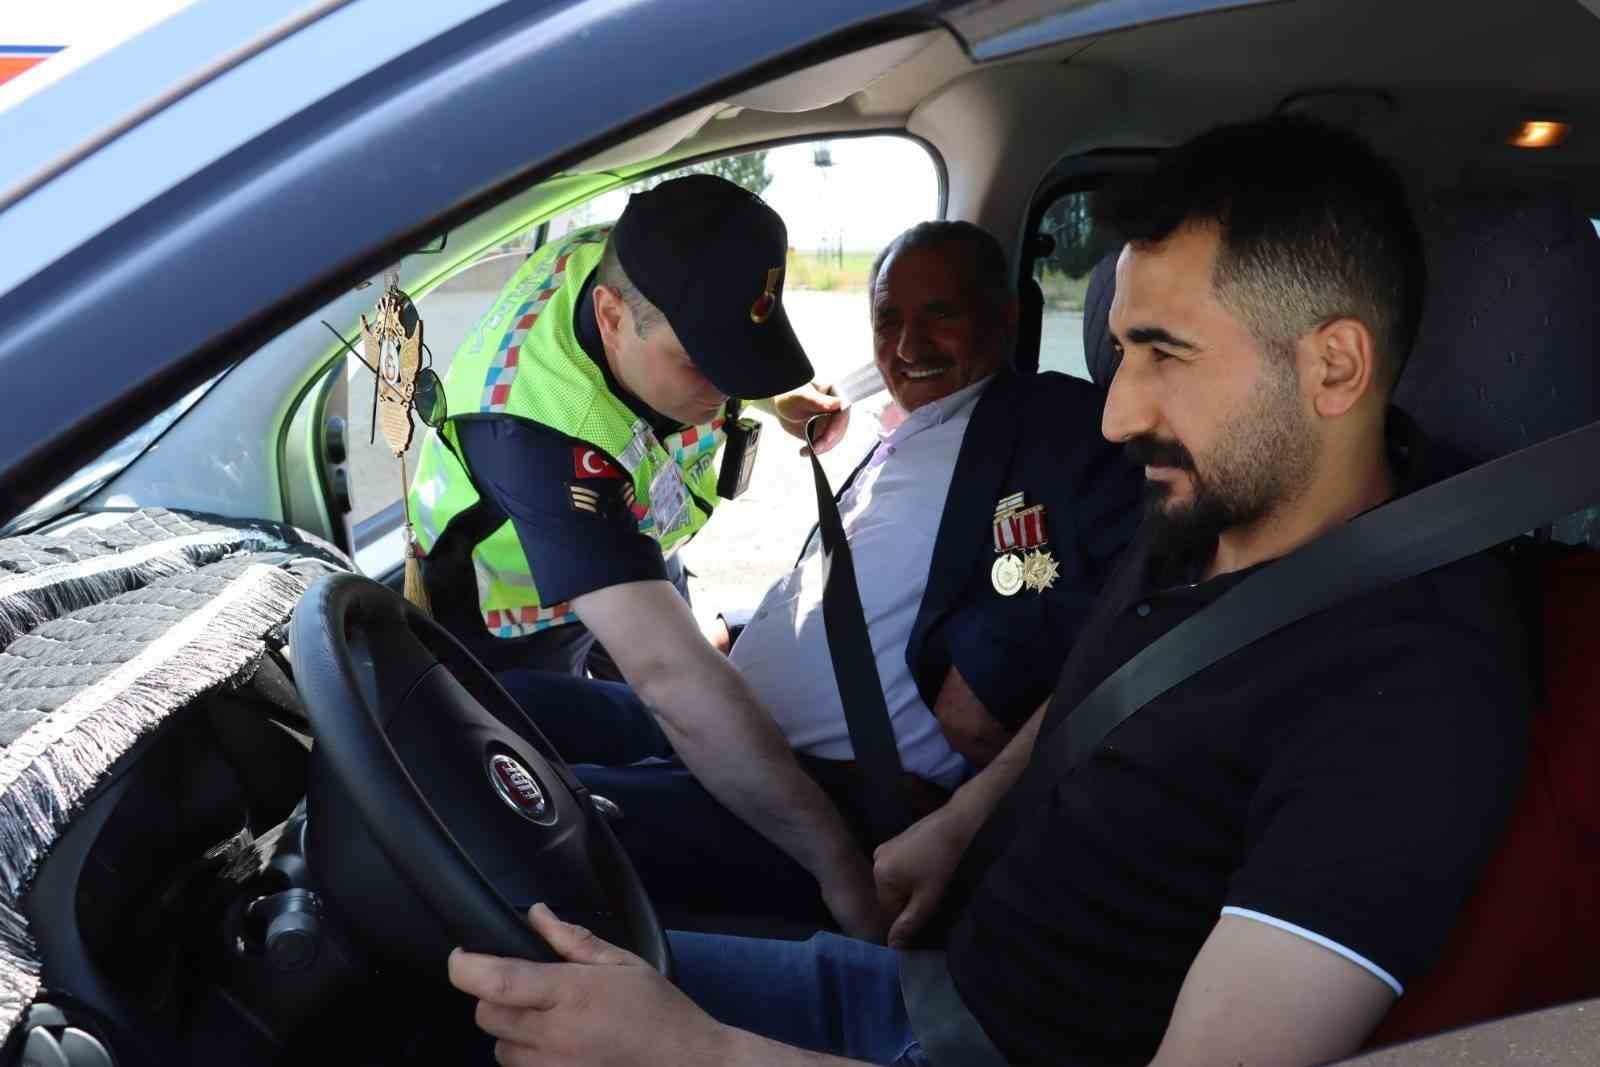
[750,267,782,324]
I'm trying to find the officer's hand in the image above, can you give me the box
[819,847,889,942]
[873,804,978,948]
[450,904,733,1067]
[773,381,850,456]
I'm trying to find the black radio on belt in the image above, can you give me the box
[718,416,762,499]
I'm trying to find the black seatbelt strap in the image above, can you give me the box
[805,417,912,845]
[1021,418,1600,798]
[796,443,880,565]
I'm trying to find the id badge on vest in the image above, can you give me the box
[649,461,691,534]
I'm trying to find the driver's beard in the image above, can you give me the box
[1145,358,1317,571]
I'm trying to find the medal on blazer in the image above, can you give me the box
[992,491,1059,594]
[991,553,1024,596]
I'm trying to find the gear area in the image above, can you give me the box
[22,684,498,1067]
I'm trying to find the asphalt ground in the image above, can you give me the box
[346,287,1087,629]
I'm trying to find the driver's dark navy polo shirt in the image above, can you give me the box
[948,518,1533,1066]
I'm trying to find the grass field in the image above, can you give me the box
[787,251,1092,314]
[785,249,876,292]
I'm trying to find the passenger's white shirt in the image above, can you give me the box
[729,376,994,789]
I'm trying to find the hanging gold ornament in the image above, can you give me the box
[357,272,432,616]
[361,282,425,456]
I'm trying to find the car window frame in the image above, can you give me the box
[311,129,947,579]
[1018,151,1155,381]
[0,2,939,529]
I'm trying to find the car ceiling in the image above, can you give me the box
[564,0,1600,232]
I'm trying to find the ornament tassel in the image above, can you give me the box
[398,452,432,617]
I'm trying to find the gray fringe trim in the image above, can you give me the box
[0,528,282,650]
[0,563,307,1039]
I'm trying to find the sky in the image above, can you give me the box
[569,136,941,254]
[760,137,942,253]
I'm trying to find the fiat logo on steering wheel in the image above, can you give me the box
[487,752,557,825]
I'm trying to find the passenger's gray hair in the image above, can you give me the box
[868,221,1014,312]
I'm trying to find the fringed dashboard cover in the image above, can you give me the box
[0,509,348,1040]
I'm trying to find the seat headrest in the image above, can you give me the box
[1398,188,1600,463]
[1082,250,1121,388]
[1077,188,1600,464]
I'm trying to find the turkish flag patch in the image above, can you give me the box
[573,447,624,479]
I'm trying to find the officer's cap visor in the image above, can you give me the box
[675,299,813,400]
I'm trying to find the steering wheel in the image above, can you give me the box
[290,572,669,976]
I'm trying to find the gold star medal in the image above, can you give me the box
[1021,549,1060,592]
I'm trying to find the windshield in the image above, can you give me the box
[0,374,220,537]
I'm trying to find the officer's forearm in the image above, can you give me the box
[637,643,864,882]
[571,580,863,885]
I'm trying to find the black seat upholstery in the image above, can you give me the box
[1015,276,1044,375]
[1398,188,1600,464]
[1082,251,1120,388]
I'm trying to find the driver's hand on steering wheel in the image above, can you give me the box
[451,904,734,1067]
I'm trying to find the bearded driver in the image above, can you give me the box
[407,174,880,938]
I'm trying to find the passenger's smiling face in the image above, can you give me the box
[871,243,1010,412]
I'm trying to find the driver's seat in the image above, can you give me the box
[1364,185,1600,1044]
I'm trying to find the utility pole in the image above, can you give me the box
[812,141,837,267]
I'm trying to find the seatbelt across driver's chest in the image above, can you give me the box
[1020,417,1600,799]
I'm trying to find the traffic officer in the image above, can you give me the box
[406,174,879,937]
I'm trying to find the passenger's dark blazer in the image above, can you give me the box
[904,370,1141,727]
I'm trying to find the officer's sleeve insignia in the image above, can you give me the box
[568,483,603,514]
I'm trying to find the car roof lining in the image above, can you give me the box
[542,0,1600,226]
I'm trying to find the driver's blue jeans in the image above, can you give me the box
[667,929,932,1066]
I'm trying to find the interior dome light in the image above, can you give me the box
[1508,120,1570,148]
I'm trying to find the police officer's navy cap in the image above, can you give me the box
[611,173,813,399]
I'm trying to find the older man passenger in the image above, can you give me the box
[536,221,1139,923]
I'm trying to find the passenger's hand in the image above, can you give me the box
[819,847,890,942]
[773,382,850,456]
[873,805,977,948]
[933,667,1015,768]
[450,904,732,1067]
